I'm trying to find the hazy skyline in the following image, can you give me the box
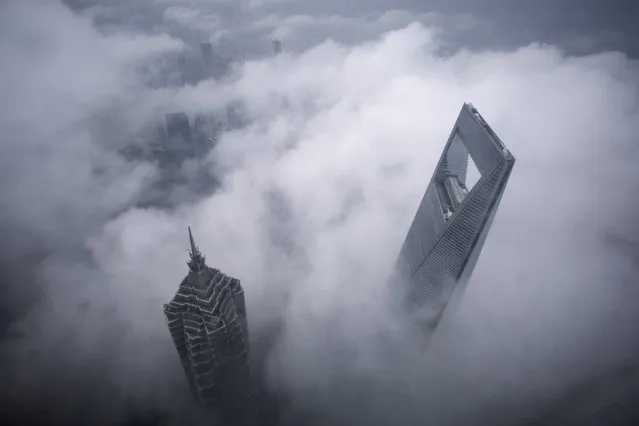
[1,1,638,425]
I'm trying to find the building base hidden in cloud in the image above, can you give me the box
[391,102,515,337]
[163,227,275,425]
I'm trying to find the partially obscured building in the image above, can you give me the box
[272,39,282,55]
[201,42,214,69]
[226,102,246,130]
[165,112,191,144]
[164,228,258,424]
[200,41,230,79]
[392,103,515,334]
[192,113,220,150]
[200,42,216,79]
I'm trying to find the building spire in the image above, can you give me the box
[187,226,206,272]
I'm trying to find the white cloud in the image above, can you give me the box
[0,0,182,248]
[252,9,480,42]
[163,6,223,33]
[88,21,639,423]
[3,1,639,424]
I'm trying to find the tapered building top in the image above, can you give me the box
[187,226,206,273]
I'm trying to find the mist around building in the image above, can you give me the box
[2,1,639,426]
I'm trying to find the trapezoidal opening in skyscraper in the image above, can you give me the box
[392,103,515,335]
[443,131,482,195]
[435,124,488,220]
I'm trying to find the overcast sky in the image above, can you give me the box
[1,1,638,425]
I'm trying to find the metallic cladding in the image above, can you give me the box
[393,103,515,331]
[163,231,255,415]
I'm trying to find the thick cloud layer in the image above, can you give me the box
[1,1,639,425]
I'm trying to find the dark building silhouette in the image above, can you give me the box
[200,42,214,78]
[201,42,214,65]
[200,41,230,79]
[192,114,219,145]
[176,54,188,86]
[272,39,282,55]
[392,103,515,336]
[164,228,259,424]
[165,112,191,145]
[165,112,219,159]
[159,112,193,168]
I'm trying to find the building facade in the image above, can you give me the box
[164,228,257,422]
[392,103,515,332]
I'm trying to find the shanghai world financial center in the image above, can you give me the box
[164,103,515,422]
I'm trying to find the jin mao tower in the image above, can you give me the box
[164,228,257,422]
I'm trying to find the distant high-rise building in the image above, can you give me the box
[200,41,230,79]
[165,112,191,145]
[164,228,257,423]
[157,112,190,169]
[201,42,214,75]
[192,113,219,153]
[226,102,246,130]
[176,53,188,86]
[272,39,282,55]
[392,103,515,333]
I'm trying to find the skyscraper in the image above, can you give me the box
[272,39,282,56]
[392,103,515,333]
[200,41,230,79]
[164,228,256,423]
[176,53,188,86]
[200,41,214,78]
[165,112,192,146]
[201,42,214,65]
[157,112,194,169]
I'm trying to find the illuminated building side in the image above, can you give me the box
[393,103,515,332]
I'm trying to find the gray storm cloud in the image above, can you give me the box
[1,1,639,425]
